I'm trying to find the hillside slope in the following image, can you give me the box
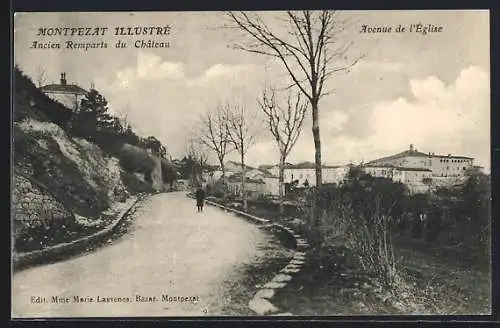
[12,67,167,252]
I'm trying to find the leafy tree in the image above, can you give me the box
[161,160,178,190]
[70,89,111,142]
[143,136,167,158]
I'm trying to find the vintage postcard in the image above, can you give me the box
[12,10,491,318]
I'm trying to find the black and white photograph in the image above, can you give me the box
[12,10,491,318]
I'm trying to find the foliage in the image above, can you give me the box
[142,136,167,158]
[160,159,177,187]
[118,145,156,175]
[301,166,491,290]
[14,66,74,128]
[120,171,156,194]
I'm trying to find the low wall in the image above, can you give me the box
[12,196,140,271]
[200,196,309,316]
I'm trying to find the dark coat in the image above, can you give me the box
[195,188,206,201]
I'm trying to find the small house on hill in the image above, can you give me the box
[40,72,88,111]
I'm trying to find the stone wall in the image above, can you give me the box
[13,173,74,236]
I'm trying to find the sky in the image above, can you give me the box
[14,10,490,171]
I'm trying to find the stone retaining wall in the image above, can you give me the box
[203,198,308,316]
[13,173,74,236]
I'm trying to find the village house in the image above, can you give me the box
[40,72,88,111]
[202,161,279,198]
[226,173,268,200]
[280,162,350,187]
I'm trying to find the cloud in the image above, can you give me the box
[323,65,490,169]
[112,52,185,90]
[246,65,490,171]
[187,63,258,88]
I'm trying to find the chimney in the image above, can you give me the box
[409,144,414,152]
[60,72,67,85]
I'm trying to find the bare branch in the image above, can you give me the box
[225,10,369,188]
[258,85,308,161]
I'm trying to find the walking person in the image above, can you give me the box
[195,186,206,212]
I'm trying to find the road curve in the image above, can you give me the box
[12,192,284,317]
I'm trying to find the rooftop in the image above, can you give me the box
[227,173,266,184]
[41,83,88,95]
[363,164,432,172]
[40,72,88,95]
[225,161,256,171]
[283,161,343,169]
[367,144,473,164]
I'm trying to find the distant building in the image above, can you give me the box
[362,164,433,194]
[226,173,267,200]
[364,144,475,192]
[40,72,88,111]
[281,162,349,187]
[367,144,474,178]
[203,161,279,197]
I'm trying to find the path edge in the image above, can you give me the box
[202,196,309,317]
[12,195,142,271]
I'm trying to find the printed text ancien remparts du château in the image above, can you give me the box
[30,26,171,51]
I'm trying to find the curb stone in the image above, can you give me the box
[13,196,142,270]
[198,196,309,316]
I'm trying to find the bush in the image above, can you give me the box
[120,171,155,195]
[302,167,491,290]
[118,145,155,175]
[300,171,410,290]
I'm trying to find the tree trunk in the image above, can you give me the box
[310,98,322,243]
[311,99,322,188]
[241,154,247,212]
[278,157,285,216]
[221,163,227,198]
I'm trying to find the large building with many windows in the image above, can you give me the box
[366,144,474,178]
[363,144,477,193]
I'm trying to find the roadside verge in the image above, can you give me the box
[12,195,141,271]
[202,197,309,316]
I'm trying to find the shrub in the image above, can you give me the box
[300,172,409,290]
[120,171,155,194]
[118,145,155,175]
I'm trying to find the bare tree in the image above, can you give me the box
[226,11,366,188]
[35,65,47,87]
[258,86,308,215]
[225,101,260,212]
[186,138,209,188]
[195,104,233,196]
